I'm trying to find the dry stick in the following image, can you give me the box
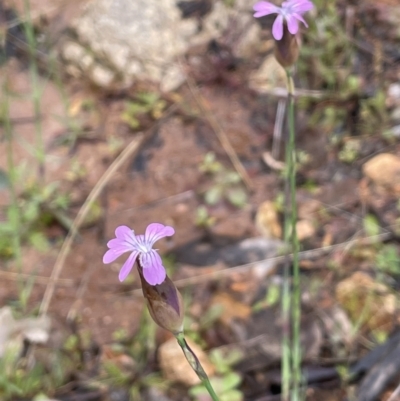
[39,133,145,316]
[0,270,73,286]
[185,76,253,191]
[272,99,286,160]
[386,382,400,401]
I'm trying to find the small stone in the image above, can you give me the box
[296,219,315,241]
[79,54,94,70]
[221,237,283,267]
[255,201,282,239]
[90,65,115,87]
[65,64,82,78]
[160,65,186,92]
[62,41,86,62]
[298,199,320,220]
[363,153,400,194]
[336,272,396,332]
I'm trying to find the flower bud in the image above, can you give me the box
[274,24,300,68]
[138,265,184,334]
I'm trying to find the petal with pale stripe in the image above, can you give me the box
[144,223,175,247]
[141,250,166,285]
[118,251,139,282]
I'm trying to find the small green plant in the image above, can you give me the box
[121,91,167,129]
[195,205,216,228]
[360,90,388,135]
[0,181,70,258]
[253,281,281,312]
[338,139,360,163]
[363,214,381,237]
[376,245,400,276]
[0,342,74,400]
[189,348,243,401]
[199,152,247,208]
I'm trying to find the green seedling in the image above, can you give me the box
[363,214,381,238]
[376,245,400,276]
[195,205,216,228]
[338,139,360,163]
[200,152,247,208]
[122,91,167,129]
[0,181,71,258]
[253,281,281,312]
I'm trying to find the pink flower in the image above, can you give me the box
[103,223,175,285]
[253,0,314,40]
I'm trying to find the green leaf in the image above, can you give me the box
[136,91,159,106]
[226,188,247,208]
[210,372,241,393]
[224,171,241,184]
[29,231,49,251]
[376,245,400,275]
[121,111,140,129]
[363,214,380,237]
[220,389,243,401]
[205,186,222,205]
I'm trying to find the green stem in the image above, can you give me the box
[281,136,291,401]
[23,0,45,180]
[3,83,22,267]
[286,70,301,401]
[175,332,220,401]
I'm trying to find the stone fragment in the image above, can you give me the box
[363,153,400,194]
[61,0,261,90]
[255,200,282,239]
[296,219,315,241]
[336,272,396,332]
[90,65,115,87]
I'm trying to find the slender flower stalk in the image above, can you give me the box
[286,70,302,401]
[253,1,314,400]
[23,0,45,179]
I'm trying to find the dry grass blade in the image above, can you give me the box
[0,270,73,286]
[387,382,400,401]
[39,132,146,316]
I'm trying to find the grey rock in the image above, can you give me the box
[66,0,197,89]
[61,0,261,90]
[221,237,284,266]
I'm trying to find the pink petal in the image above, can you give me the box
[253,1,279,17]
[286,14,300,34]
[292,0,314,13]
[293,12,308,27]
[103,247,128,263]
[115,225,134,241]
[107,238,130,249]
[118,251,139,282]
[144,223,175,247]
[272,14,284,40]
[140,251,166,285]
